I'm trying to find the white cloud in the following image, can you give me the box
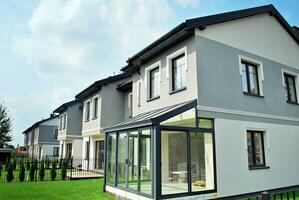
[175,0,201,8]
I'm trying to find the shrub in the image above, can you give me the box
[45,158,50,169]
[19,161,25,182]
[33,159,38,170]
[6,162,13,182]
[51,160,57,181]
[39,160,45,181]
[12,159,17,170]
[29,160,35,182]
[0,162,2,178]
[5,159,9,171]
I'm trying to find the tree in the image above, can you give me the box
[51,160,57,181]
[6,162,13,182]
[19,160,25,182]
[29,160,35,182]
[39,160,45,181]
[0,103,12,148]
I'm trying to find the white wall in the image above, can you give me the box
[42,144,59,158]
[215,118,299,197]
[195,13,299,70]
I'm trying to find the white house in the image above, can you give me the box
[104,5,299,200]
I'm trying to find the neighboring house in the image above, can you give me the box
[53,99,83,159]
[75,72,132,171]
[23,115,59,159]
[104,5,299,200]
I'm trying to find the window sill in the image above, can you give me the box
[169,87,186,95]
[249,166,270,170]
[286,101,299,106]
[243,92,264,98]
[147,96,160,102]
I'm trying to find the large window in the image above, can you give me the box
[85,101,90,122]
[85,141,90,160]
[149,67,160,99]
[172,54,186,92]
[241,61,260,96]
[161,130,188,195]
[140,129,152,195]
[107,134,117,185]
[53,147,59,156]
[284,73,298,103]
[93,97,98,119]
[247,131,265,168]
[117,132,127,187]
[66,143,72,158]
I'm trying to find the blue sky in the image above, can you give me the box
[0,0,298,146]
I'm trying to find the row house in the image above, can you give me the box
[103,5,299,200]
[23,115,59,159]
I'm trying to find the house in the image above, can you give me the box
[53,99,83,159]
[23,115,59,159]
[0,148,12,163]
[103,5,299,200]
[75,72,132,172]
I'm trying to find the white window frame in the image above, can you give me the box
[166,47,188,92]
[128,92,133,118]
[145,60,161,100]
[281,69,299,103]
[238,55,264,96]
[85,100,91,122]
[92,96,99,120]
[62,113,67,129]
[137,80,141,107]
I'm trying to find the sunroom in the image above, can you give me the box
[104,100,216,200]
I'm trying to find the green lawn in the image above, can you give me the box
[0,179,116,200]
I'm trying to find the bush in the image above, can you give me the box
[39,160,45,181]
[51,160,57,181]
[29,160,35,182]
[6,162,13,182]
[12,159,17,170]
[45,158,50,169]
[19,160,25,182]
[0,162,2,178]
[61,159,67,180]
[5,160,9,171]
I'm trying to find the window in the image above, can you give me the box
[172,54,186,92]
[149,67,160,99]
[62,114,66,129]
[137,81,141,107]
[284,73,298,103]
[85,101,90,121]
[128,93,133,118]
[66,143,72,158]
[85,141,90,160]
[53,128,58,140]
[107,133,117,185]
[241,61,260,96]
[59,116,63,130]
[247,131,265,168]
[93,97,98,119]
[53,147,59,156]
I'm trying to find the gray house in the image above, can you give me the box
[53,99,83,159]
[104,5,299,200]
[23,115,59,159]
[75,72,132,171]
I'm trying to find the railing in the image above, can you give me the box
[211,185,299,200]
[0,157,103,183]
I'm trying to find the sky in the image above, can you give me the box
[0,0,298,147]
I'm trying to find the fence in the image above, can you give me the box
[0,157,103,183]
[211,185,299,200]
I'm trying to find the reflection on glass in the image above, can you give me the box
[190,132,214,192]
[161,131,188,195]
[117,132,127,187]
[253,133,264,165]
[198,118,213,129]
[107,134,116,185]
[161,109,196,127]
[128,131,138,190]
[140,129,152,195]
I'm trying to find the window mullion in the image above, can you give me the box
[251,132,256,166]
[246,64,251,93]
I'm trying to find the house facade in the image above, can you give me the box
[53,100,83,159]
[23,115,59,159]
[75,72,132,171]
[104,5,299,200]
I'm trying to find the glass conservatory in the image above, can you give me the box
[104,100,216,199]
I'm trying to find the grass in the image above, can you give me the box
[0,179,116,200]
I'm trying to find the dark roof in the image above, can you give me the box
[23,114,58,134]
[75,72,132,100]
[105,99,197,132]
[293,26,299,39]
[122,4,298,71]
[53,99,79,114]
[117,80,132,92]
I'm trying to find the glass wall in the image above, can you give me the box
[128,131,138,190]
[140,129,152,195]
[107,133,116,185]
[190,132,214,192]
[161,130,188,195]
[117,132,127,187]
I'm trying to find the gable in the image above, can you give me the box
[195,13,299,69]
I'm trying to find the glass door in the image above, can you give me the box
[128,131,138,190]
[117,132,128,187]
